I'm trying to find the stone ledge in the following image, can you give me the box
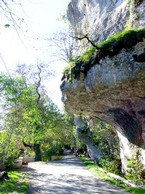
[107,172,139,188]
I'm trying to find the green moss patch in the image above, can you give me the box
[63,29,145,82]
[135,0,143,6]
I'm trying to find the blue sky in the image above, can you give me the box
[0,0,70,109]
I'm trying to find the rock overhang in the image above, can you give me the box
[61,30,145,118]
[60,30,145,148]
[63,0,145,171]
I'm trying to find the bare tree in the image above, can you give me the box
[0,0,24,30]
[48,28,80,62]
[47,24,99,63]
[15,62,54,100]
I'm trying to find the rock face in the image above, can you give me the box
[62,40,145,171]
[61,0,145,172]
[74,116,103,161]
[67,0,145,52]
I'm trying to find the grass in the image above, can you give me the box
[63,28,145,82]
[0,170,29,194]
[81,156,145,194]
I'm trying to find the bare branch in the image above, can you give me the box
[47,28,79,62]
[72,34,99,49]
[36,64,42,104]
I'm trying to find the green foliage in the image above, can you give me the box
[41,111,75,160]
[92,119,120,173]
[73,117,121,174]
[63,28,145,81]
[98,28,145,51]
[0,73,75,164]
[134,0,143,6]
[0,171,29,194]
[75,118,121,175]
[0,131,20,170]
[126,150,145,185]
[63,60,78,82]
[100,158,121,175]
[81,156,145,194]
[4,24,10,28]
[81,46,96,62]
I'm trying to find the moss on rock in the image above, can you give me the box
[135,0,143,6]
[63,28,145,82]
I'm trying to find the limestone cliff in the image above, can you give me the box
[67,0,145,52]
[61,0,145,172]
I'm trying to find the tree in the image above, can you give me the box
[15,63,53,160]
[0,73,44,160]
[0,130,20,170]
[48,10,101,64]
[74,116,121,173]
[48,28,80,62]
[72,33,99,49]
[0,70,75,162]
[91,118,121,174]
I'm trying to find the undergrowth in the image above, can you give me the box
[81,156,145,194]
[0,171,29,194]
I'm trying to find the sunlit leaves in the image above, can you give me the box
[0,73,74,161]
[0,130,19,169]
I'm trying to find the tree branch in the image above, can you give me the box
[22,140,33,149]
[72,34,99,49]
[36,65,42,104]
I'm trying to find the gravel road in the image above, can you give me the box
[26,154,129,194]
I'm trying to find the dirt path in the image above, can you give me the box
[25,154,128,194]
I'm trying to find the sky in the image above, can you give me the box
[0,0,70,110]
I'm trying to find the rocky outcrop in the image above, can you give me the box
[61,38,145,172]
[74,116,102,161]
[67,0,145,53]
[61,0,145,172]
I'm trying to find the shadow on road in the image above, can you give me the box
[51,155,84,167]
[23,154,128,194]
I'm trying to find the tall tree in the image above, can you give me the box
[0,71,75,161]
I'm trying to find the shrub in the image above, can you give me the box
[126,150,144,185]
[100,158,121,175]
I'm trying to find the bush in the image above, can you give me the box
[126,150,144,185]
[0,131,20,170]
[100,158,121,175]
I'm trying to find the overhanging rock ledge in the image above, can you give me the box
[61,40,145,172]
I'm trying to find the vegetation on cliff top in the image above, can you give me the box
[135,0,144,6]
[63,28,145,82]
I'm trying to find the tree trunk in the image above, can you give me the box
[34,144,42,161]
[0,171,10,182]
[0,157,5,171]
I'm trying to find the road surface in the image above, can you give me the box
[26,154,128,194]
